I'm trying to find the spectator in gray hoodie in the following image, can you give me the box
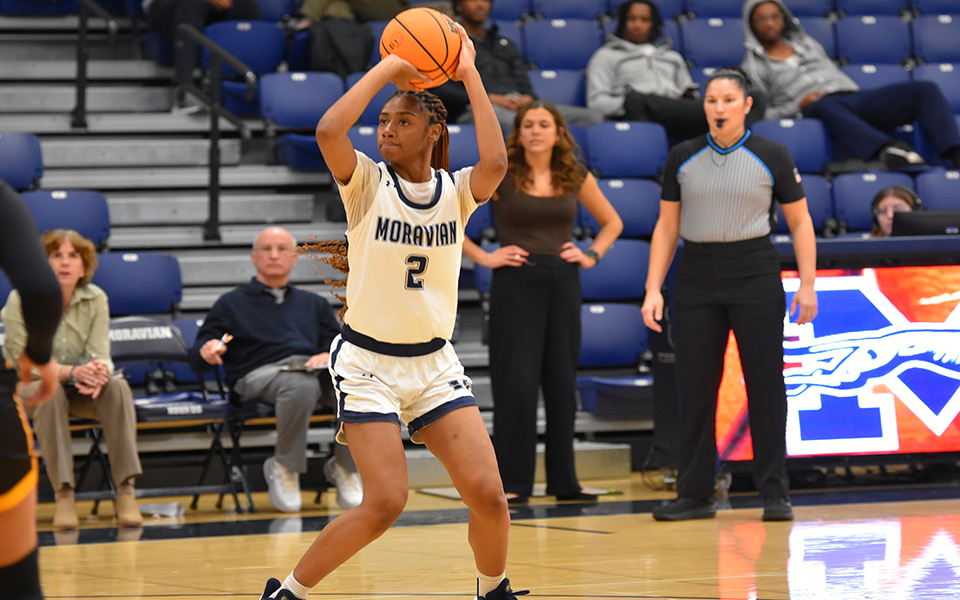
[587,0,764,140]
[741,0,960,170]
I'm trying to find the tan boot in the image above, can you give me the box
[114,481,143,527]
[53,486,79,531]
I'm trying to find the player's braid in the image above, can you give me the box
[298,237,349,320]
[396,90,450,172]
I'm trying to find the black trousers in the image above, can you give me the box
[488,255,583,498]
[672,237,790,502]
[146,0,261,86]
[623,91,768,141]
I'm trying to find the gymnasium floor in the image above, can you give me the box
[33,469,960,600]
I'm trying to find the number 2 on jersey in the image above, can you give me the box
[405,255,428,290]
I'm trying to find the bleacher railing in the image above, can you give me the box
[175,23,255,242]
[72,0,118,130]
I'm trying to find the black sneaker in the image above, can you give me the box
[652,497,717,521]
[259,578,303,600]
[480,578,530,600]
[762,498,794,522]
[879,146,926,169]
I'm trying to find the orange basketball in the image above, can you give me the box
[379,7,462,89]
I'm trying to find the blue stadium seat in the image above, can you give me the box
[0,271,11,305]
[0,132,43,191]
[578,239,650,301]
[681,17,746,68]
[602,17,681,54]
[286,30,311,72]
[797,16,836,58]
[532,0,605,19]
[524,18,603,70]
[567,123,589,162]
[346,72,399,126]
[915,167,960,211]
[368,20,390,65]
[257,0,295,21]
[472,242,498,295]
[686,0,741,18]
[913,0,960,14]
[0,0,77,14]
[831,171,915,231]
[491,19,524,56]
[581,178,661,238]
[750,118,832,174]
[91,252,182,317]
[202,21,287,117]
[840,63,912,90]
[464,200,496,242]
[448,124,480,172]
[912,63,960,113]
[688,66,715,90]
[912,115,960,166]
[347,126,382,161]
[260,72,345,171]
[529,69,586,107]
[836,0,910,15]
[586,121,668,178]
[774,173,834,233]
[490,0,530,20]
[835,15,912,65]
[913,15,960,64]
[782,0,836,17]
[20,189,111,250]
[579,303,648,367]
[609,0,686,21]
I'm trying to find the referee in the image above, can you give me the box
[642,67,818,522]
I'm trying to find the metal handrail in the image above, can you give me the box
[71,0,118,129]
[175,23,257,242]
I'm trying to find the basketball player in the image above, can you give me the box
[257,23,523,600]
[0,181,63,600]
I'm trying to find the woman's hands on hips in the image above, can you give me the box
[483,244,528,268]
[560,242,597,268]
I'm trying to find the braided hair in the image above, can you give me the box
[298,91,452,319]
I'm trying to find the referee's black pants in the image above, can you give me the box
[672,237,790,502]
[488,255,583,498]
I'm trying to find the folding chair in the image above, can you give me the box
[586,121,668,178]
[109,316,250,511]
[523,18,603,70]
[0,132,43,192]
[835,15,912,66]
[259,71,345,170]
[202,20,287,117]
[832,171,915,231]
[20,189,111,250]
[750,118,832,174]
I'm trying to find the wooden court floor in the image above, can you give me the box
[35,471,960,600]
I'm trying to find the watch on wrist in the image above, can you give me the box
[584,248,601,263]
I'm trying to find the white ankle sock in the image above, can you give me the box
[282,572,311,599]
[477,571,505,598]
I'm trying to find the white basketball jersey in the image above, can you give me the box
[338,152,479,344]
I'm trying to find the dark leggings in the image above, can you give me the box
[672,237,790,502]
[488,255,583,498]
[0,388,33,499]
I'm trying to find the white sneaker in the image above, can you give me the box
[324,456,363,510]
[263,457,302,512]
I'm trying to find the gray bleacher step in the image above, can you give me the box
[40,164,332,190]
[40,137,241,168]
[106,191,316,225]
[407,441,632,489]
[108,221,343,250]
[1,59,172,81]
[171,244,345,286]
[0,35,141,60]
[0,112,251,135]
[180,283,340,312]
[0,14,137,32]
[0,83,170,112]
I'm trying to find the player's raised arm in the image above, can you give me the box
[451,23,507,201]
[315,55,430,184]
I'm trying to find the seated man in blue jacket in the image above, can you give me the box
[189,227,361,513]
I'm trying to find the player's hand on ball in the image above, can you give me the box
[452,22,476,82]
[384,54,432,91]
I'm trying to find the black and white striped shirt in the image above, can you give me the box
[661,131,805,243]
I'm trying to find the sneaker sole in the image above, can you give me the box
[652,509,717,521]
